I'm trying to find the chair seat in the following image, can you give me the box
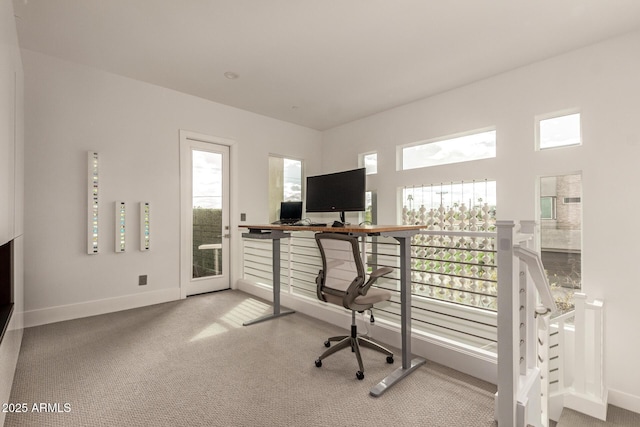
[354,288,391,306]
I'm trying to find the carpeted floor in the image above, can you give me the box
[557,406,640,427]
[6,290,499,426]
[6,289,639,427]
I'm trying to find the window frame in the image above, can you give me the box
[535,109,582,151]
[268,154,304,222]
[398,127,497,171]
[359,151,378,175]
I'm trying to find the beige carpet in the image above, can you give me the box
[6,290,499,427]
[557,406,640,427]
[8,290,638,426]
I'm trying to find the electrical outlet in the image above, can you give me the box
[138,275,147,286]
[240,213,246,221]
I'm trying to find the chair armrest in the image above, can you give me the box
[359,267,394,295]
[369,267,393,280]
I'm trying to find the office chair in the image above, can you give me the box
[313,233,394,380]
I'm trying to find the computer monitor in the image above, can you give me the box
[305,168,366,224]
[279,201,303,222]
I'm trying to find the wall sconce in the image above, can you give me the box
[87,151,99,254]
[140,202,150,251]
[115,201,126,252]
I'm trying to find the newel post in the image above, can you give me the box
[496,220,518,426]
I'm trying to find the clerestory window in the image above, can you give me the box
[537,111,581,150]
[400,129,496,170]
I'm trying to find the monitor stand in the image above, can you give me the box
[331,212,346,228]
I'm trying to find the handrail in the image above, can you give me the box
[513,244,557,314]
[496,220,559,427]
[550,309,575,324]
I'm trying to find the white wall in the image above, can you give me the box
[322,30,640,413]
[21,49,322,324]
[0,0,24,425]
[0,1,17,244]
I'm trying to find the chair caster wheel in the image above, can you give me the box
[315,359,322,367]
[356,371,364,380]
[324,340,330,348]
[386,356,394,364]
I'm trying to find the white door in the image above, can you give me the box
[180,131,231,297]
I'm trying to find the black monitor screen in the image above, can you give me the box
[305,168,366,214]
[280,201,303,221]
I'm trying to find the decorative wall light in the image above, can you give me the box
[140,202,150,251]
[87,151,99,254]
[115,201,126,252]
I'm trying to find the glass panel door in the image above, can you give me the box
[180,131,230,297]
[192,149,223,279]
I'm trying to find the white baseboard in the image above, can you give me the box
[236,279,498,384]
[24,288,182,328]
[608,388,640,415]
[564,388,609,421]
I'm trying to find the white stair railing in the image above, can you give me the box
[544,293,607,422]
[536,308,553,427]
[543,308,575,421]
[496,220,557,427]
[563,293,608,420]
[507,221,609,427]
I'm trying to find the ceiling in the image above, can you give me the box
[12,0,640,131]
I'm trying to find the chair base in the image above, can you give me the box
[315,314,394,380]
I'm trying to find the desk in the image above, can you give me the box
[241,224,426,396]
[240,228,295,326]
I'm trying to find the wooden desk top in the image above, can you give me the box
[240,224,424,234]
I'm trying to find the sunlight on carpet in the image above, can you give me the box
[190,298,271,341]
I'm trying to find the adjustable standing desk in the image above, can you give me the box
[240,227,295,326]
[241,224,425,397]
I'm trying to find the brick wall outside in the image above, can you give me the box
[556,175,582,230]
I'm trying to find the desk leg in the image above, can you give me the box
[243,237,295,326]
[370,235,425,397]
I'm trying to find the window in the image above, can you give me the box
[401,129,496,170]
[539,174,582,312]
[537,112,581,149]
[399,180,498,313]
[402,180,497,230]
[268,156,302,222]
[540,196,556,220]
[362,191,376,224]
[360,152,378,174]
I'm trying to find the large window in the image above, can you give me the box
[537,111,581,150]
[400,180,498,312]
[402,180,497,218]
[268,156,302,222]
[539,173,582,312]
[401,129,496,170]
